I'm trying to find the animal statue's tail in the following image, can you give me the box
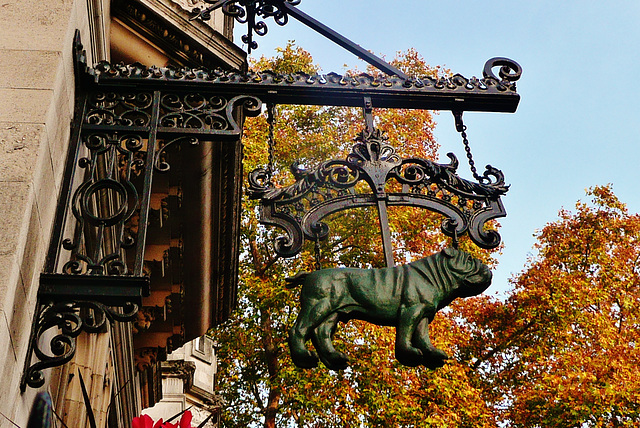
[285,271,310,289]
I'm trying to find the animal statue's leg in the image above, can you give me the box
[413,317,448,369]
[395,304,428,366]
[289,298,333,368]
[311,313,349,371]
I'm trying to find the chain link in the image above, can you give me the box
[454,112,483,183]
[266,103,276,182]
[313,234,322,271]
[460,125,483,182]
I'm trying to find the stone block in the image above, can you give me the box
[0,49,61,90]
[0,0,75,52]
[0,122,46,183]
[55,42,77,135]
[0,313,24,426]
[0,309,14,365]
[45,78,72,180]
[0,254,20,323]
[0,182,31,257]
[8,271,33,362]
[34,142,59,243]
[19,198,44,297]
[0,88,53,125]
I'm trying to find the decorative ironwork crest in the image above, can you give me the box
[248,127,509,260]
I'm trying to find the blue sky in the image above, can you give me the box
[235,0,640,293]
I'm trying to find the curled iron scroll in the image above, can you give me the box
[22,300,138,390]
[191,0,301,52]
[483,57,522,82]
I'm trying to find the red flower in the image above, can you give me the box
[131,414,156,428]
[132,410,194,428]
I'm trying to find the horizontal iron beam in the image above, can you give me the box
[89,66,520,113]
[39,273,149,306]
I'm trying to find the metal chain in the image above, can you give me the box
[266,103,276,182]
[453,111,483,183]
[452,227,459,249]
[461,125,483,182]
[313,234,322,271]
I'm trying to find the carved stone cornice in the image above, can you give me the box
[161,359,196,380]
[112,0,246,70]
[161,360,222,405]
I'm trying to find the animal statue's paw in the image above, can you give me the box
[422,348,449,369]
[395,347,424,367]
[291,349,319,369]
[319,351,349,371]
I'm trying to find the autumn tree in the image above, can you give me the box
[213,43,500,428]
[454,185,640,427]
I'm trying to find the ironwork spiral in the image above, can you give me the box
[22,300,139,390]
[191,0,301,52]
[483,57,522,83]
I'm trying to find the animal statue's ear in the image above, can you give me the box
[442,247,457,258]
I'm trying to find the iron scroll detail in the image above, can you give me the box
[248,128,509,257]
[191,0,301,52]
[483,57,522,82]
[22,299,140,390]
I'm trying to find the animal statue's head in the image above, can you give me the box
[440,247,492,298]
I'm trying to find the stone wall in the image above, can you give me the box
[0,0,106,425]
[0,0,236,424]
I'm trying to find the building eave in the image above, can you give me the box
[112,0,246,71]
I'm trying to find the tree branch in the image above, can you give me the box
[250,239,280,278]
[471,319,536,370]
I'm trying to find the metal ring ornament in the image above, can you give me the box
[81,179,131,227]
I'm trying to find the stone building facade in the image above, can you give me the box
[143,336,221,427]
[0,0,246,426]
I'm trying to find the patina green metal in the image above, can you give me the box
[286,247,492,370]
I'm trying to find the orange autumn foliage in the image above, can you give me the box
[455,185,640,427]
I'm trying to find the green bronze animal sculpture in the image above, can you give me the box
[286,247,492,370]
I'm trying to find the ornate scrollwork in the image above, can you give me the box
[22,300,139,390]
[63,133,143,275]
[249,128,509,256]
[191,0,301,52]
[392,153,509,199]
[158,94,261,134]
[88,59,520,112]
[86,91,154,127]
[160,93,228,129]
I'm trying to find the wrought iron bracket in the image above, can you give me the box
[21,276,146,392]
[21,32,265,391]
